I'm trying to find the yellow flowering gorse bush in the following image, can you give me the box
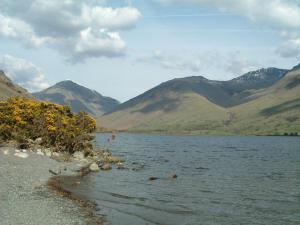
[0,97,96,154]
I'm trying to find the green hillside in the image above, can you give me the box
[226,66,300,135]
[98,65,300,135]
[99,91,228,134]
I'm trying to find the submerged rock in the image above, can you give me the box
[149,176,158,181]
[171,174,178,179]
[89,163,100,172]
[116,162,125,170]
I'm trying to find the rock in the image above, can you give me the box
[34,137,43,145]
[3,149,9,155]
[27,139,34,144]
[149,176,158,181]
[36,149,44,155]
[44,149,52,157]
[21,149,27,153]
[103,151,111,157]
[171,174,178,179]
[73,151,85,160]
[116,162,125,170]
[52,152,60,157]
[89,163,100,172]
[14,152,29,159]
[49,169,60,175]
[18,142,30,149]
[15,149,20,153]
[101,163,112,171]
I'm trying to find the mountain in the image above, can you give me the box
[228,65,300,135]
[33,80,119,117]
[98,66,299,135]
[0,70,31,100]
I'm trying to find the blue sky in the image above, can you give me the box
[0,0,299,102]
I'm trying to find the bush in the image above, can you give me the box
[0,97,96,154]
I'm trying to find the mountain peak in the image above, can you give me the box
[33,79,119,117]
[54,80,81,88]
[235,67,287,81]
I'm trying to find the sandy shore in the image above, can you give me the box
[0,145,103,225]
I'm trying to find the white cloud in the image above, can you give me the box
[277,35,300,58]
[138,50,260,76]
[0,14,48,47]
[70,28,126,62]
[82,5,141,30]
[159,0,300,29]
[224,53,261,75]
[0,0,141,61]
[0,55,49,92]
[138,50,217,72]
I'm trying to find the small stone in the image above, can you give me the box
[116,162,125,170]
[171,174,178,179]
[34,137,43,145]
[14,152,29,159]
[52,152,60,157]
[36,149,44,155]
[27,139,34,144]
[15,149,20,153]
[73,151,85,160]
[101,163,112,171]
[3,149,9,155]
[89,163,100,172]
[44,149,52,157]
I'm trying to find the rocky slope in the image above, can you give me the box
[0,70,31,100]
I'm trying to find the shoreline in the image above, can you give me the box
[0,145,105,225]
[96,130,300,137]
[47,175,104,225]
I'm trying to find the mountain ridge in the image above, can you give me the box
[0,70,31,100]
[33,80,119,117]
[98,65,299,135]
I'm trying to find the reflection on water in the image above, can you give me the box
[66,134,300,225]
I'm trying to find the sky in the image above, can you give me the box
[0,0,300,102]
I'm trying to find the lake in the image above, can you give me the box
[66,133,300,225]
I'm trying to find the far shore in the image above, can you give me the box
[96,129,300,137]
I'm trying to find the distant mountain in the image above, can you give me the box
[98,66,300,135]
[224,68,287,93]
[0,70,31,100]
[229,65,300,135]
[33,80,119,117]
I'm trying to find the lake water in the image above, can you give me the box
[66,133,300,225]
